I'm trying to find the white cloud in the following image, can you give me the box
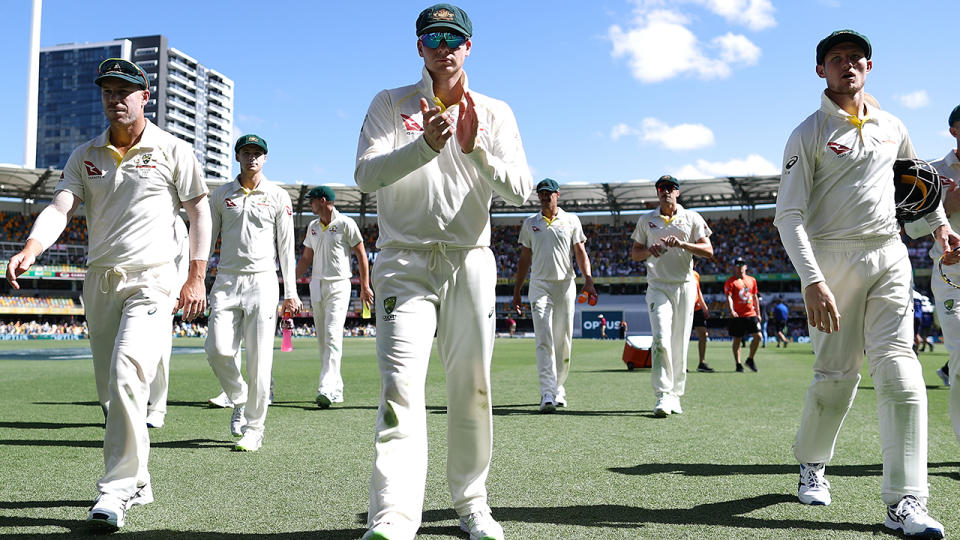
[674,154,779,179]
[609,6,762,83]
[897,90,929,109]
[641,118,714,150]
[610,123,640,141]
[696,0,776,31]
[712,32,761,64]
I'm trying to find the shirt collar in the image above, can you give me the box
[229,175,271,195]
[945,149,960,169]
[820,92,875,123]
[418,67,470,111]
[93,119,162,150]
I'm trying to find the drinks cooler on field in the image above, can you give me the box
[622,335,652,370]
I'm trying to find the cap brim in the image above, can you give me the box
[818,35,870,63]
[95,73,147,89]
[418,22,470,36]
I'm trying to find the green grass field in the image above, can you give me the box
[0,337,956,539]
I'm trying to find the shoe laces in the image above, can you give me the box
[890,495,926,519]
[801,464,829,489]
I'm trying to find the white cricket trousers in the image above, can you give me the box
[794,237,928,505]
[147,233,189,417]
[529,278,575,399]
[931,270,960,445]
[84,263,178,497]
[309,277,352,396]
[646,279,696,400]
[205,271,279,434]
[367,246,497,539]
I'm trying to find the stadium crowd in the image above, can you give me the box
[0,320,87,337]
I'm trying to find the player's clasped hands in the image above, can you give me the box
[803,281,841,333]
[420,98,455,152]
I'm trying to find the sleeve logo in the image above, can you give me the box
[785,156,798,170]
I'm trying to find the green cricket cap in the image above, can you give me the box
[234,134,268,154]
[949,105,960,127]
[416,4,472,37]
[95,58,149,90]
[308,186,336,201]
[655,175,680,190]
[536,178,560,192]
[816,29,871,65]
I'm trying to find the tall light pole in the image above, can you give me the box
[23,0,42,169]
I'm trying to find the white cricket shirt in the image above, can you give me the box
[303,208,363,281]
[209,176,297,299]
[355,68,533,249]
[630,205,711,286]
[775,92,948,288]
[518,207,586,281]
[56,121,208,268]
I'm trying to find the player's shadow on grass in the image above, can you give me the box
[407,495,880,534]
[0,438,232,450]
[609,461,960,480]
[0,421,103,429]
[33,400,100,407]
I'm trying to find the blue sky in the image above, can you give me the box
[0,0,957,187]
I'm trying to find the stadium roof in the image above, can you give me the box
[0,164,782,216]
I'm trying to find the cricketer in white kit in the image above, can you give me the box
[512,178,596,413]
[205,134,301,453]
[630,174,713,418]
[295,185,373,409]
[905,103,960,452]
[355,4,532,539]
[775,29,955,537]
[6,58,210,531]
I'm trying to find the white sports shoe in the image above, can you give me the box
[230,405,246,437]
[798,463,831,505]
[884,495,944,539]
[208,391,233,408]
[670,396,683,414]
[459,510,505,540]
[235,430,263,452]
[128,482,153,508]
[556,386,567,407]
[539,393,556,414]
[653,396,671,418]
[936,367,950,387]
[145,411,165,428]
[87,492,127,531]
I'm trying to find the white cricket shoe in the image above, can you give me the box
[127,482,153,508]
[884,495,944,539]
[208,391,233,408]
[87,492,127,531]
[459,510,505,540]
[936,367,950,387]
[235,430,263,452]
[798,463,831,505]
[539,393,556,414]
[670,396,683,414]
[230,405,246,437]
[653,396,671,418]
[145,411,165,428]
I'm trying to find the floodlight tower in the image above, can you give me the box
[23,0,42,169]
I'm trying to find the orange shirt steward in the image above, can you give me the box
[724,275,758,317]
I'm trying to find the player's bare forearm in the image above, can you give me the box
[574,243,596,295]
[667,236,712,259]
[631,241,656,261]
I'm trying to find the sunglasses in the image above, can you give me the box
[98,58,149,87]
[419,32,467,49]
[656,184,678,192]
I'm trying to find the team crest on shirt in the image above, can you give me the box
[400,114,424,134]
[328,225,339,233]
[946,299,955,312]
[827,142,852,157]
[136,153,156,169]
[83,161,104,178]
